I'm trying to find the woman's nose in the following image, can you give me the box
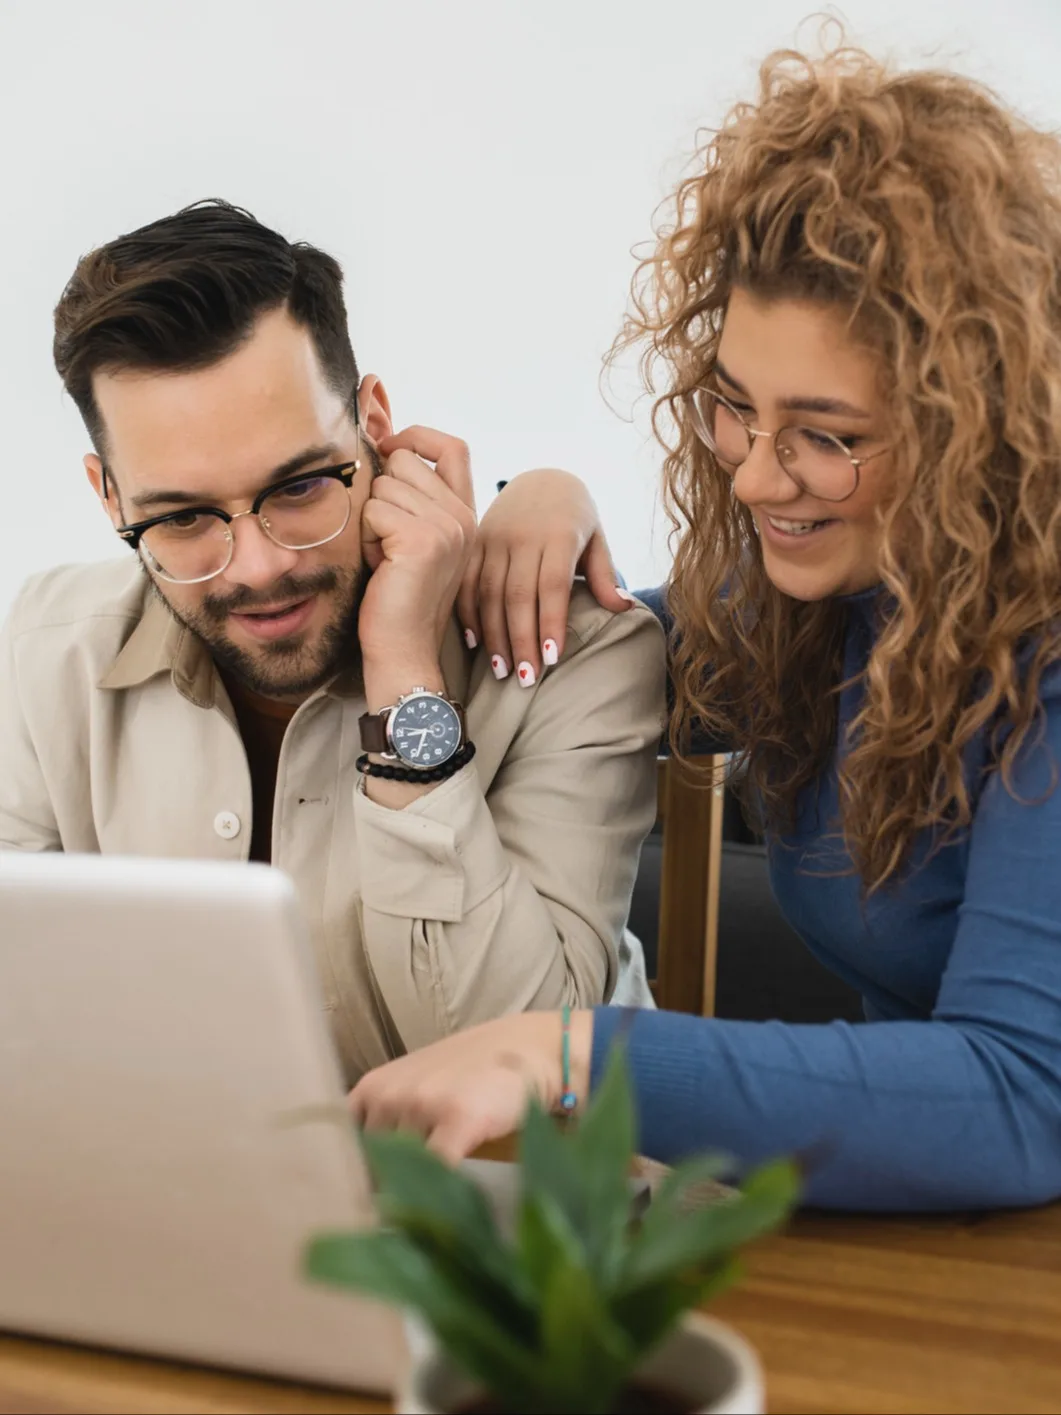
[731,432,802,508]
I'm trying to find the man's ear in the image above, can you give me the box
[85,454,122,531]
[358,375,393,446]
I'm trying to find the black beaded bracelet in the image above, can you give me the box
[356,740,476,784]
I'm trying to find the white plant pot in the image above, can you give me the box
[398,1310,763,1414]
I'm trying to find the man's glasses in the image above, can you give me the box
[684,387,888,503]
[110,432,362,585]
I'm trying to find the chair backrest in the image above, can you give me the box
[649,755,725,1016]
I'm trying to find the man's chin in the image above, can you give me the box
[205,626,341,700]
[147,566,364,701]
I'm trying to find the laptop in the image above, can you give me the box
[0,851,406,1394]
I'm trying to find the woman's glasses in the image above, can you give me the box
[684,387,888,503]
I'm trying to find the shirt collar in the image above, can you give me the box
[98,591,218,709]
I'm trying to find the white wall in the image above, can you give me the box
[2,0,1059,613]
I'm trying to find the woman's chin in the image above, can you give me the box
[762,555,843,602]
[762,548,879,602]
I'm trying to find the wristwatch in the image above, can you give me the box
[358,687,467,770]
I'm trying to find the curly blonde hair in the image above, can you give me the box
[617,40,1061,891]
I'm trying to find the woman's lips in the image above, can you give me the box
[758,512,838,548]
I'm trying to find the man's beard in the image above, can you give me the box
[148,562,365,699]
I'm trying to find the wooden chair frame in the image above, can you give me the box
[649,755,726,1016]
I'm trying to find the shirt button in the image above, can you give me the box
[213,811,241,840]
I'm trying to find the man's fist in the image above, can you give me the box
[358,425,477,686]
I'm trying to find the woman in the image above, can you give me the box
[350,43,1061,1211]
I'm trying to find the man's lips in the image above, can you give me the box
[228,596,317,641]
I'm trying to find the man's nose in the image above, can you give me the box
[222,513,301,589]
[731,432,802,508]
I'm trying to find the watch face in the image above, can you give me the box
[390,694,462,767]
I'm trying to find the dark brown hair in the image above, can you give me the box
[53,198,359,451]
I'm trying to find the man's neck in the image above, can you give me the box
[219,669,303,721]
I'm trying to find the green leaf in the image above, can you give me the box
[619,1158,799,1294]
[610,1256,742,1350]
[306,1228,427,1305]
[306,1230,546,1407]
[539,1250,637,1415]
[568,1047,637,1285]
[515,1187,639,1413]
[516,1189,582,1300]
[518,1100,590,1256]
[741,1156,803,1205]
[359,1130,538,1334]
[360,1129,500,1248]
[640,1151,736,1221]
[516,1048,643,1289]
[392,1211,538,1342]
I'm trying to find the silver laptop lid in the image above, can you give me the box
[0,852,403,1393]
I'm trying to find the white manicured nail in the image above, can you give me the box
[517,661,536,687]
[615,588,637,604]
[491,655,509,680]
[463,628,477,650]
[542,639,558,667]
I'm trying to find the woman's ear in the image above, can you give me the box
[358,375,393,445]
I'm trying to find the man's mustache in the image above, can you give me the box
[200,569,341,621]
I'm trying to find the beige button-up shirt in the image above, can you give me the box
[0,560,665,1081]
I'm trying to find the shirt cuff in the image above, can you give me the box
[353,763,509,923]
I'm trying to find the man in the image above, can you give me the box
[0,200,664,1082]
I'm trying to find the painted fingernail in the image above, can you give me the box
[517,661,536,687]
[542,639,559,667]
[615,588,637,604]
[463,628,478,650]
[491,655,509,680]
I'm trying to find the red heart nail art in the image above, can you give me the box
[519,667,528,679]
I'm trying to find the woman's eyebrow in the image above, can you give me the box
[714,359,871,419]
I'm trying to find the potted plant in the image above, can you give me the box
[305,1051,798,1413]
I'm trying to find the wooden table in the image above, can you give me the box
[2,1197,1059,1415]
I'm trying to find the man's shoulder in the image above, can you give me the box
[6,559,148,639]
[4,562,151,692]
[564,582,664,654]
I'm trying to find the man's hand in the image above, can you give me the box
[359,426,477,711]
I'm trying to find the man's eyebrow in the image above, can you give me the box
[128,444,343,512]
[714,361,871,420]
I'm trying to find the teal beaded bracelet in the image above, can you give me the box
[559,1004,578,1113]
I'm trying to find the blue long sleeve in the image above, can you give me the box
[598,590,1061,1210]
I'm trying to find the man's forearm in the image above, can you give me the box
[353,767,618,1053]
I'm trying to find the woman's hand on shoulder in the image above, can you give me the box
[457,469,632,684]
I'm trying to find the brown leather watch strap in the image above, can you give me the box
[358,711,389,754]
